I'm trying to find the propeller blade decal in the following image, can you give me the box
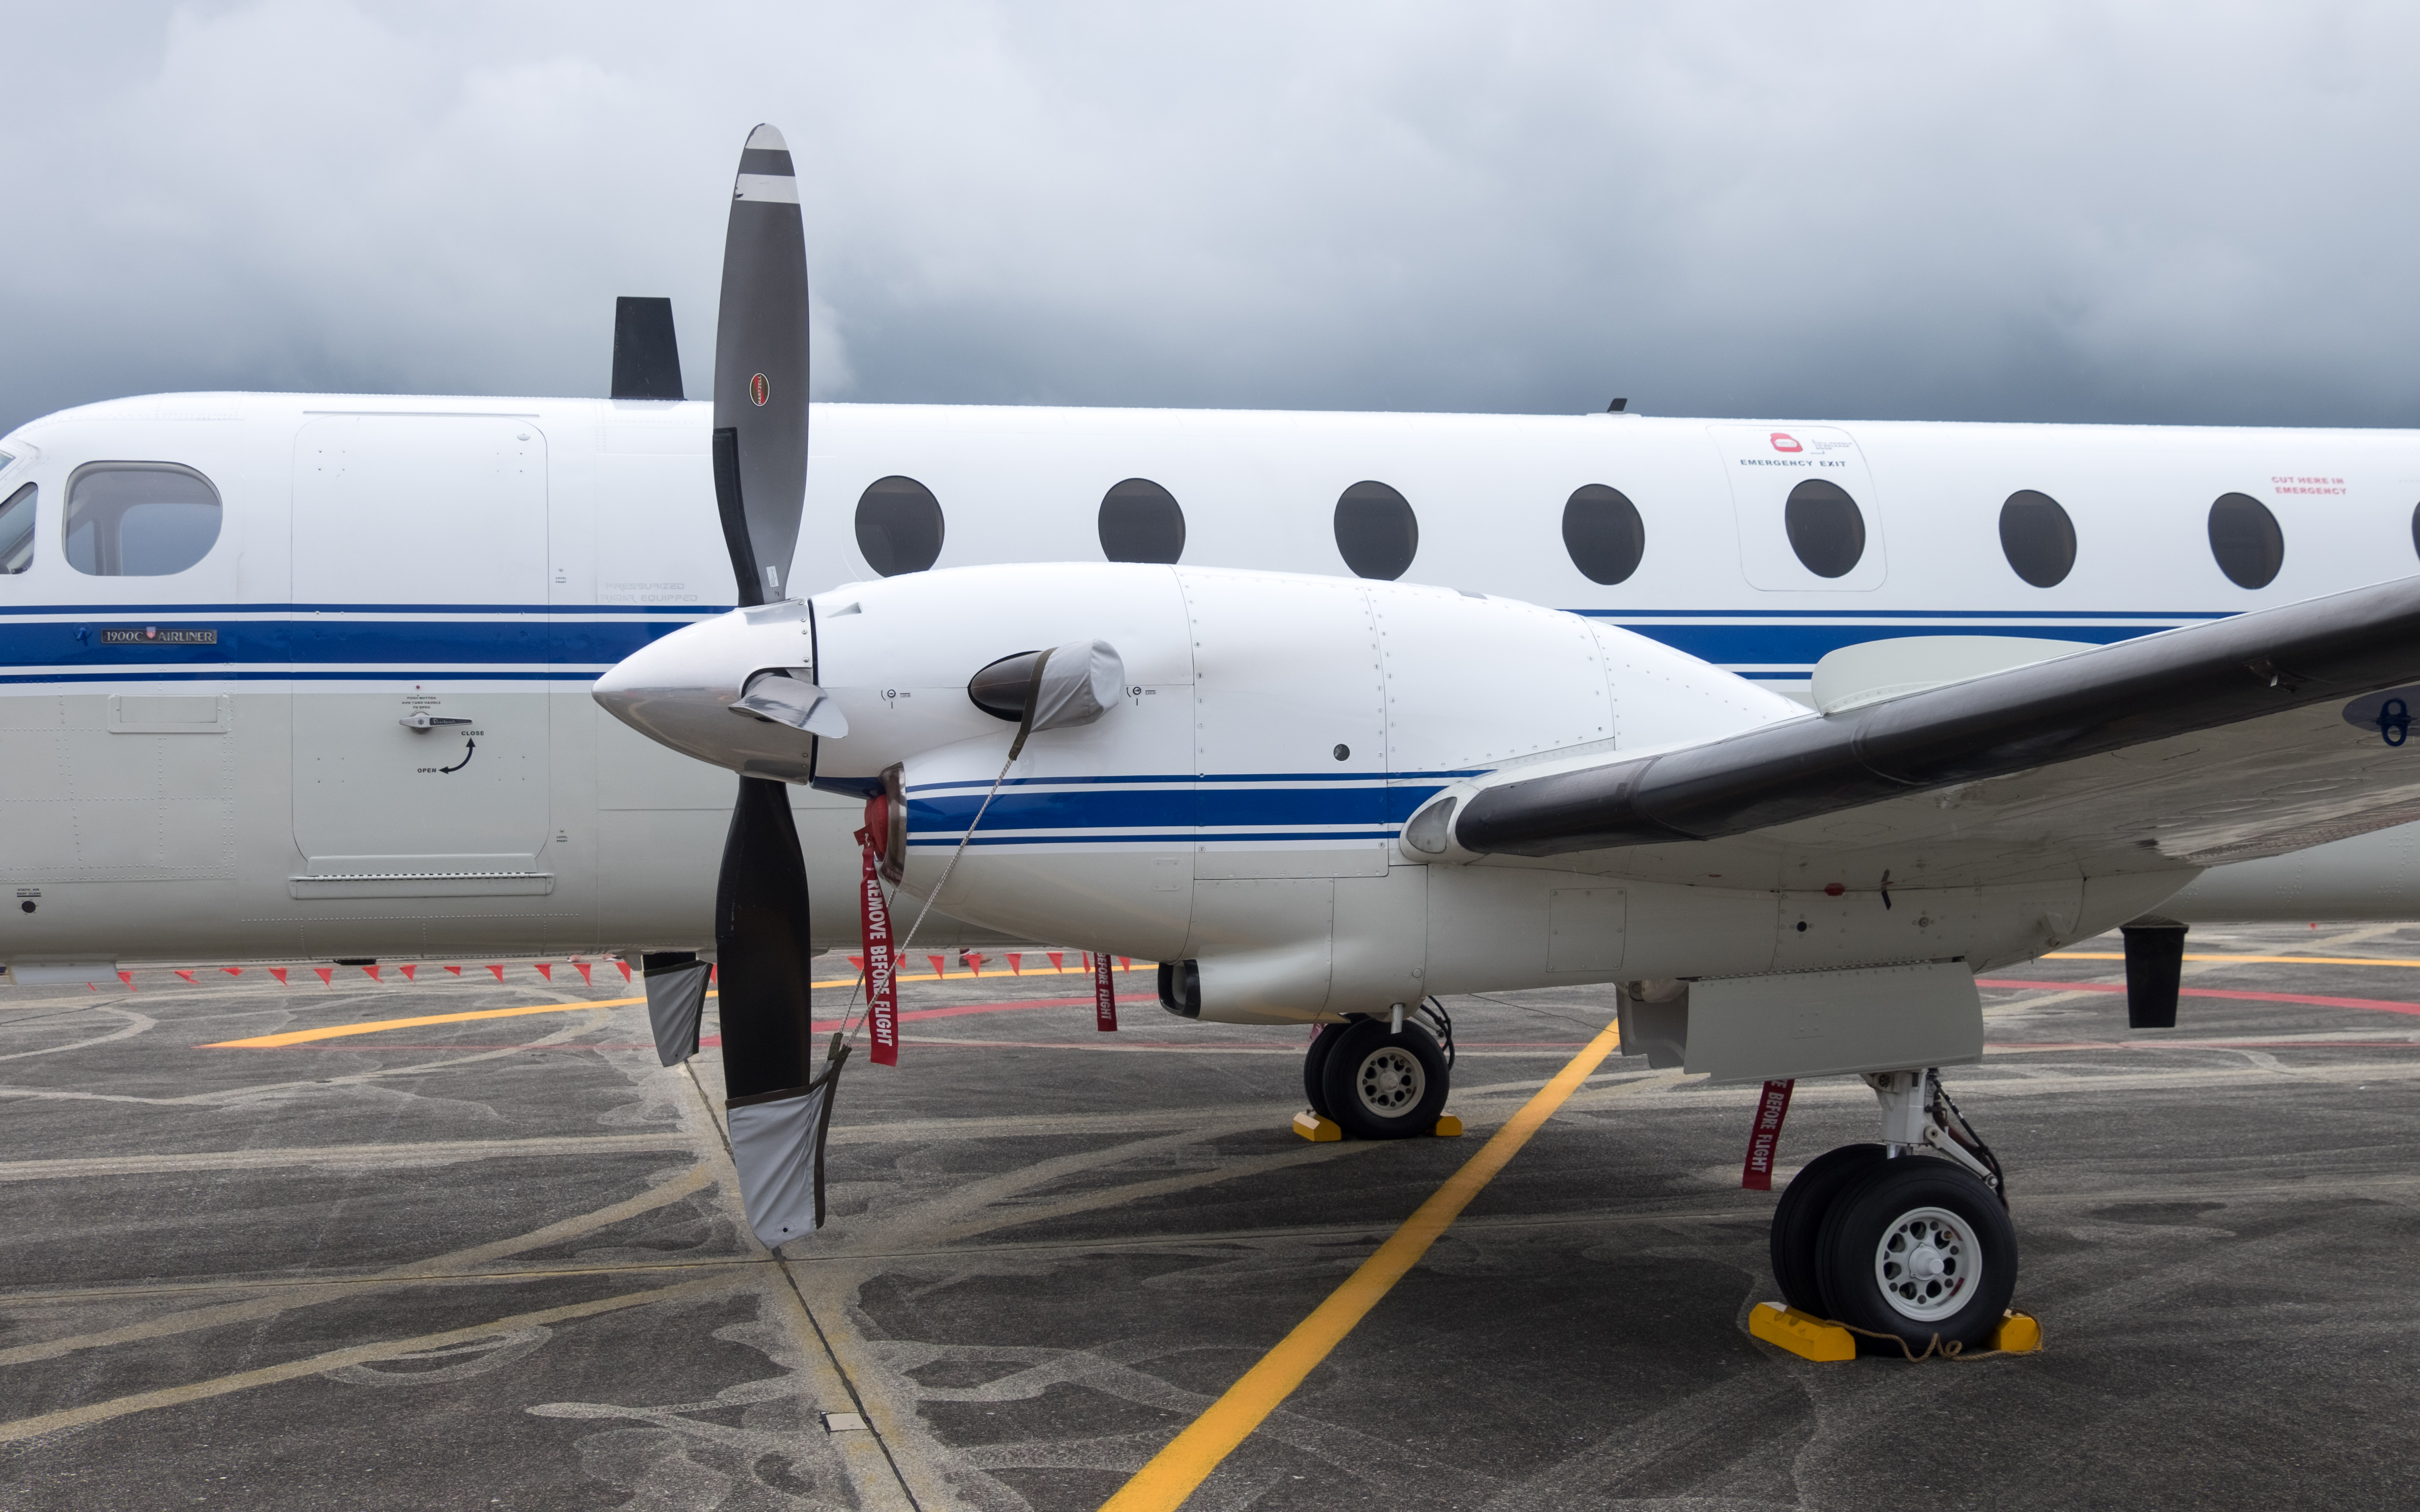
[712,123,811,607]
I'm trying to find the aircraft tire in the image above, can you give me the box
[1319,1017,1449,1140]
[1302,1022,1348,1119]
[1815,1157,2017,1355]
[1768,1142,1888,1316]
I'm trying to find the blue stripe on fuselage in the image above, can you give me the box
[902,779,1457,840]
[0,604,2218,685]
[0,609,703,681]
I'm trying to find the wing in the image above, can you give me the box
[1447,574,2420,891]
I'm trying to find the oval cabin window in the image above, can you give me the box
[64,463,221,576]
[2208,493,2283,589]
[1561,484,1645,585]
[1783,478,1865,579]
[1334,481,1419,580]
[854,476,945,577]
[1097,478,1186,563]
[1998,490,2076,588]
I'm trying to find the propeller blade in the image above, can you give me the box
[717,775,818,1101]
[705,125,829,1242]
[713,123,811,608]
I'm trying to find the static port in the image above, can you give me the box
[18,900,33,914]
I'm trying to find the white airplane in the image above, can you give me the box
[10,126,2420,1350]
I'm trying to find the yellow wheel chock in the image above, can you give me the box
[1289,1111,1465,1141]
[1749,1302,2042,1362]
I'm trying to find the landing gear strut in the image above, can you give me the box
[1302,1001,1455,1139]
[1769,1069,2017,1352]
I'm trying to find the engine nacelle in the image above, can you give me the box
[600,562,1789,1021]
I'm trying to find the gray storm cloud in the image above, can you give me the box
[3,0,2416,437]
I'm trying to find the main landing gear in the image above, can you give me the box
[1302,1002,1454,1139]
[1769,1070,2017,1353]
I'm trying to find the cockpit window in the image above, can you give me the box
[64,463,222,576]
[0,483,33,575]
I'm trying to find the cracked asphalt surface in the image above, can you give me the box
[4,923,2419,1511]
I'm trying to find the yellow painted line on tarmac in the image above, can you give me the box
[1097,1019,1625,1512]
[202,960,1148,1047]
[2047,952,2420,968]
[810,960,1151,989]
[204,997,642,1048]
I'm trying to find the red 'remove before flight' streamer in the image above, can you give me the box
[1741,1078,1795,1190]
[1093,951,1119,1032]
[856,826,899,1066]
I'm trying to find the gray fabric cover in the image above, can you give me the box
[1029,639,1124,733]
[732,671,848,737]
[728,1075,838,1246]
[644,959,712,1067]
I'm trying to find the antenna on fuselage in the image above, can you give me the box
[611,296,686,401]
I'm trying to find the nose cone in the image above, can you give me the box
[594,603,820,783]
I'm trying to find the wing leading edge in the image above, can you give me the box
[1455,574,2420,863]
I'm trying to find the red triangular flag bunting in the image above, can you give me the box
[118,970,135,990]
[221,966,243,976]
[615,960,631,982]
[966,952,984,975]
[1007,953,1023,974]
[487,965,505,981]
[1048,952,1064,971]
[574,962,593,985]
[314,967,334,987]
[926,954,947,979]
[270,967,289,985]
[534,963,553,981]
[400,964,417,981]
[445,965,463,976]
[362,965,381,981]
[174,968,196,983]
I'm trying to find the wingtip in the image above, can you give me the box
[745,123,788,153]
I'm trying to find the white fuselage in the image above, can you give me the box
[0,391,2406,968]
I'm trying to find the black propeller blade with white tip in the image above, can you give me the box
[714,123,812,608]
[660,124,839,1247]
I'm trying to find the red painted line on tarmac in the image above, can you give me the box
[1978,977,2420,1017]
[697,994,1143,1045]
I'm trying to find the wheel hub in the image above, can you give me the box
[1872,1205,1977,1322]
[1355,1047,1425,1115]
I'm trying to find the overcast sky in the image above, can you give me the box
[5,2,2416,437]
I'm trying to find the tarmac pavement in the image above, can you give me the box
[4,923,2420,1511]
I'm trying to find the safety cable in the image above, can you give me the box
[840,652,1053,1048]
[1822,1312,2042,1363]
